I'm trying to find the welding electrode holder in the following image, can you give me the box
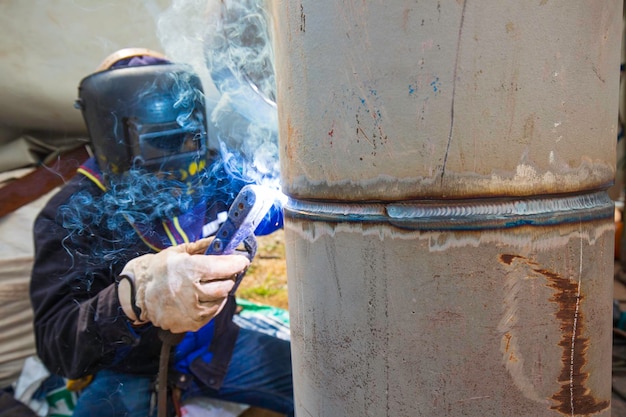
[205,185,267,256]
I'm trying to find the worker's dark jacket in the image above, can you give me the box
[30,161,248,390]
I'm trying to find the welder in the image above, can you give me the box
[29,48,293,417]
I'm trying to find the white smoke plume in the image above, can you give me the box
[157,0,280,190]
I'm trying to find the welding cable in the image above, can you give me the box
[158,329,185,417]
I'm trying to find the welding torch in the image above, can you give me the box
[205,184,277,256]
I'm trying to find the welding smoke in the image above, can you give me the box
[157,0,280,191]
[58,162,250,263]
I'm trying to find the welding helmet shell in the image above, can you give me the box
[76,62,209,184]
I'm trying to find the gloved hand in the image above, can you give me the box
[116,237,250,333]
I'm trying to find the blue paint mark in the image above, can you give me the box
[430,76,441,94]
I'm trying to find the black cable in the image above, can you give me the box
[158,330,185,417]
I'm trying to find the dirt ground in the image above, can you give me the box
[238,229,288,310]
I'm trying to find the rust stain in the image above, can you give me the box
[522,114,535,143]
[498,254,609,415]
[503,332,512,352]
[285,116,298,161]
[539,267,609,415]
[427,310,463,326]
[499,253,523,265]
[401,8,411,32]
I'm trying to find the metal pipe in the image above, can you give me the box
[269,1,622,416]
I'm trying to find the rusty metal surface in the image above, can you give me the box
[500,254,610,415]
[284,215,613,416]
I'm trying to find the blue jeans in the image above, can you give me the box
[72,328,293,416]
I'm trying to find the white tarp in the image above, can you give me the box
[0,168,57,388]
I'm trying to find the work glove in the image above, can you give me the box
[116,237,250,333]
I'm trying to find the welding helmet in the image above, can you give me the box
[75,49,209,184]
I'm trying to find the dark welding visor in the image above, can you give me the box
[76,63,209,181]
[127,119,206,168]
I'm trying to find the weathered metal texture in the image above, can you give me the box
[284,198,614,416]
[269,0,621,416]
[270,1,621,201]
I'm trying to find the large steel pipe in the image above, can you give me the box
[269,1,622,416]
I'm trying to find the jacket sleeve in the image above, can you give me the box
[29,180,146,379]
